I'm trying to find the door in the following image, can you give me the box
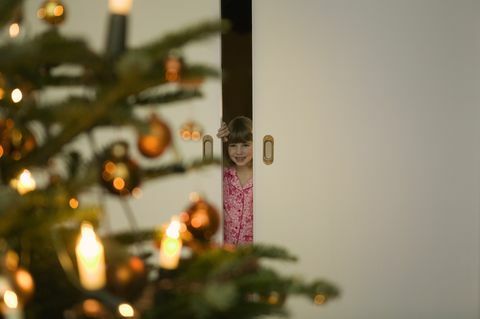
[253,1,480,318]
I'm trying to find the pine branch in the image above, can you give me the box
[139,20,228,57]
[135,89,202,106]
[143,157,221,180]
[0,29,106,85]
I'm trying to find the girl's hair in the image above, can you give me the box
[224,116,252,167]
[227,116,252,144]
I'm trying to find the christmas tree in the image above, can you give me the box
[0,1,339,318]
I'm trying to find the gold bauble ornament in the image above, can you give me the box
[67,299,113,319]
[246,291,287,306]
[100,142,141,196]
[0,73,6,101]
[164,53,183,82]
[0,118,36,161]
[181,197,220,242]
[137,114,172,158]
[179,77,205,90]
[106,256,147,301]
[179,121,203,141]
[37,0,66,26]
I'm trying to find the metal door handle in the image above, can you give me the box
[263,135,274,165]
[202,135,213,162]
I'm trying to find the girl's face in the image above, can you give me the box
[228,141,253,167]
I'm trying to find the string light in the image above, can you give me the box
[69,197,79,209]
[9,23,20,38]
[118,303,135,317]
[11,88,22,103]
[10,169,36,195]
[3,290,19,309]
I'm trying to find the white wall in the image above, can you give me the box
[253,1,480,318]
[21,0,223,235]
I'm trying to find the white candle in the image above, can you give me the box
[109,0,133,15]
[75,223,106,290]
[159,218,182,269]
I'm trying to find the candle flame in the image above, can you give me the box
[3,290,18,309]
[166,217,181,239]
[109,0,133,15]
[78,223,101,257]
[10,169,36,195]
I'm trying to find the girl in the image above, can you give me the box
[217,116,253,245]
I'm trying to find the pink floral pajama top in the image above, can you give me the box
[223,167,253,245]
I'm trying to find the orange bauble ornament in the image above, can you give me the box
[37,0,66,26]
[137,114,172,158]
[181,197,220,242]
[164,53,183,82]
[106,256,147,301]
[12,267,35,302]
[179,77,205,90]
[179,121,203,141]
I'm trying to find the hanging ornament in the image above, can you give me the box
[245,291,287,306]
[179,121,203,142]
[37,0,66,26]
[106,256,148,300]
[66,299,114,319]
[0,119,36,161]
[164,53,183,82]
[100,142,141,196]
[11,267,35,302]
[179,76,205,90]
[313,293,327,305]
[137,114,172,158]
[0,73,6,101]
[180,197,220,242]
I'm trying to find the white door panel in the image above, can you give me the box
[253,1,480,318]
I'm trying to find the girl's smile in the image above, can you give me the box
[228,142,253,167]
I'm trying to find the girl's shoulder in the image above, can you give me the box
[224,166,236,178]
